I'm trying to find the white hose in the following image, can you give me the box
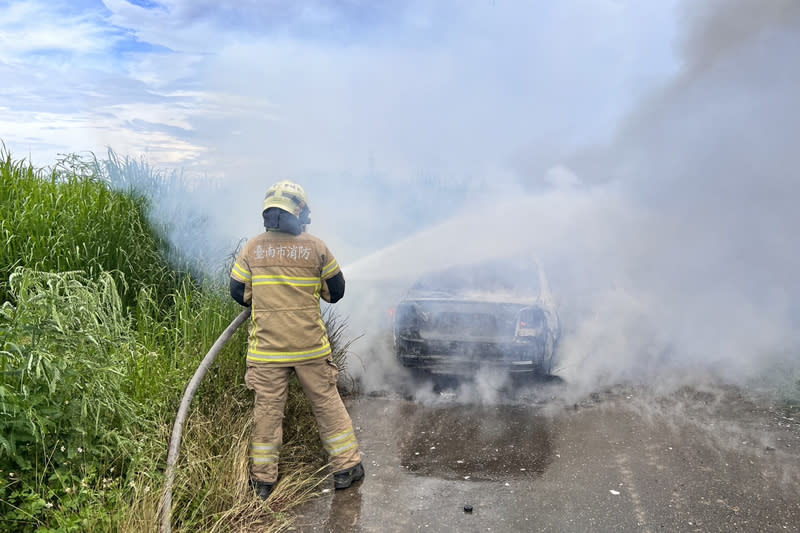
[160,307,251,533]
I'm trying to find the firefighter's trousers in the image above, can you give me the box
[245,357,361,483]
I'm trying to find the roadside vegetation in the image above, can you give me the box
[0,146,347,532]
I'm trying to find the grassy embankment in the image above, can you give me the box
[0,147,349,532]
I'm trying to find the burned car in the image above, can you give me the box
[393,259,559,377]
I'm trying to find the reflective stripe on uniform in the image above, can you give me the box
[250,455,279,464]
[252,274,321,288]
[247,341,331,363]
[322,428,358,456]
[321,258,339,278]
[250,442,279,451]
[231,262,252,281]
[249,442,279,464]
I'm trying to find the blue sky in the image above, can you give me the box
[1,0,679,179]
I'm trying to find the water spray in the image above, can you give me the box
[160,308,251,533]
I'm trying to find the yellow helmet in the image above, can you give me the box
[262,180,310,223]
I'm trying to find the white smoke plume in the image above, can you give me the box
[336,0,800,397]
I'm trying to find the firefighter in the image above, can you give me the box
[230,180,364,501]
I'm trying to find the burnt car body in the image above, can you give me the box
[393,260,560,377]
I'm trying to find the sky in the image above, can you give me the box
[2,0,799,396]
[1,1,677,179]
[1,0,681,262]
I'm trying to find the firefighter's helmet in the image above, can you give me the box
[262,180,311,224]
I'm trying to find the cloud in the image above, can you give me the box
[3,0,680,180]
[0,1,115,60]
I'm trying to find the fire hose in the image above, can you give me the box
[160,307,251,533]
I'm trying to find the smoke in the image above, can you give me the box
[680,0,800,79]
[558,0,800,390]
[335,0,800,398]
[117,1,800,401]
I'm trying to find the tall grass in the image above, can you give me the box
[0,146,349,532]
[0,147,178,309]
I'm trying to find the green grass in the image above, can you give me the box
[0,147,180,310]
[0,145,346,532]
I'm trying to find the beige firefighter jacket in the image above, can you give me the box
[230,230,341,365]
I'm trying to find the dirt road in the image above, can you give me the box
[292,384,800,532]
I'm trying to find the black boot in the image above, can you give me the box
[249,479,275,500]
[333,462,365,490]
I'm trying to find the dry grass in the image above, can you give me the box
[325,307,363,396]
[122,380,333,533]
